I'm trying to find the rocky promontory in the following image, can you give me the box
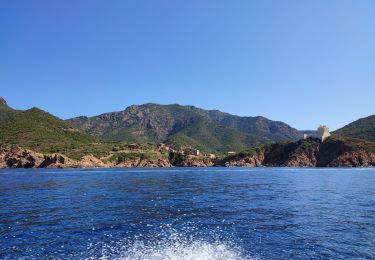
[218,137,375,167]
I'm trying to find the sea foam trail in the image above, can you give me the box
[98,241,248,260]
[86,234,254,260]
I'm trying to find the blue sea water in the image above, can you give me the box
[0,167,375,259]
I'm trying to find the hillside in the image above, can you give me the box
[334,115,375,142]
[165,119,266,153]
[0,97,111,159]
[68,103,302,153]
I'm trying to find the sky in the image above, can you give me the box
[1,0,374,130]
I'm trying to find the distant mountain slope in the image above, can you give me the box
[165,118,266,153]
[334,115,375,142]
[68,103,302,153]
[0,97,97,156]
[205,110,301,141]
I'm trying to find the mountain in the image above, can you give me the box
[333,115,375,142]
[0,97,101,158]
[67,103,302,153]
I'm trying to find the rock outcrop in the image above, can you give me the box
[0,146,44,168]
[221,153,265,167]
[168,153,214,167]
[327,151,375,167]
[39,154,77,168]
[79,155,110,168]
[116,158,172,168]
[0,146,173,169]
[177,159,214,167]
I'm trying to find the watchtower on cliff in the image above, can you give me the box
[317,125,331,142]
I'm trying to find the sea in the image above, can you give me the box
[0,167,374,259]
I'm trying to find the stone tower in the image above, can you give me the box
[317,125,331,142]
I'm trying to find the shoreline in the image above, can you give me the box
[2,137,375,169]
[1,166,374,169]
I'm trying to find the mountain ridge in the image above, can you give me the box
[67,103,303,153]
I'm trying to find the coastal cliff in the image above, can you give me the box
[218,137,375,167]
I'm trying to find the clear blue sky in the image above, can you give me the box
[1,0,374,130]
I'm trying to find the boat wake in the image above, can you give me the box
[85,232,254,260]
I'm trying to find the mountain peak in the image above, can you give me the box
[0,96,8,107]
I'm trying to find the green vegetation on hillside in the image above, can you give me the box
[108,150,169,164]
[166,120,266,153]
[0,106,115,159]
[334,115,375,142]
[67,103,301,153]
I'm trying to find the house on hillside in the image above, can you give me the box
[180,147,200,156]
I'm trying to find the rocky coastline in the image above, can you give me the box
[0,146,173,169]
[217,138,375,167]
[1,137,375,169]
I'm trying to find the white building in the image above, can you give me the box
[317,125,331,142]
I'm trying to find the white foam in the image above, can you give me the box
[86,234,253,260]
